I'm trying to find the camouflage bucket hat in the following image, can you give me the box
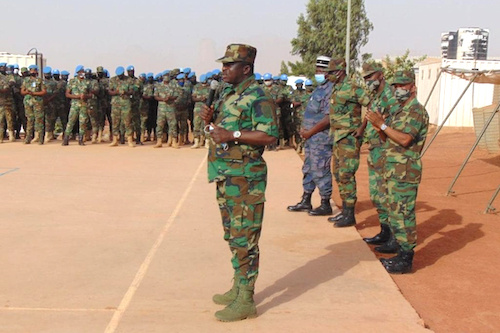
[96,66,104,73]
[362,62,383,78]
[216,44,257,64]
[392,70,415,85]
[328,58,346,71]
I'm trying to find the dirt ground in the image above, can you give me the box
[345,127,500,333]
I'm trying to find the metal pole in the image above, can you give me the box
[345,0,351,76]
[423,68,443,109]
[420,73,478,157]
[446,100,500,196]
[484,184,500,214]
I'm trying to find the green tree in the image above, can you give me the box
[381,50,427,83]
[285,0,373,78]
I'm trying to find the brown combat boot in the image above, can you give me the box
[109,135,119,147]
[153,138,162,148]
[172,138,179,149]
[127,135,135,147]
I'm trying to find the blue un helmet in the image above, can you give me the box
[146,72,154,78]
[263,73,272,81]
[28,64,38,71]
[272,75,280,81]
[115,66,125,76]
[139,73,146,78]
[183,67,191,74]
[200,74,207,83]
[188,72,195,79]
[61,70,70,76]
[305,79,313,86]
[43,66,52,74]
[212,69,221,75]
[176,73,184,80]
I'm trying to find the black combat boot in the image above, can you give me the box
[327,202,345,223]
[62,134,69,146]
[287,192,313,212]
[363,224,391,245]
[120,134,125,144]
[78,134,85,146]
[333,206,356,227]
[380,249,414,274]
[374,234,400,254]
[308,198,333,216]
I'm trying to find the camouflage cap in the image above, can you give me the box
[392,70,415,85]
[328,58,346,71]
[361,62,383,78]
[21,67,28,73]
[216,44,257,64]
[170,68,180,77]
[96,66,104,73]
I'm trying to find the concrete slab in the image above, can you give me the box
[0,142,431,333]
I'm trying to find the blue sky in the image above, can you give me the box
[2,0,498,76]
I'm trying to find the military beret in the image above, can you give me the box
[263,73,272,80]
[295,79,304,84]
[392,70,415,85]
[96,66,104,73]
[280,74,288,81]
[200,74,207,83]
[328,58,346,71]
[217,43,257,64]
[43,66,52,74]
[146,72,154,78]
[176,73,185,80]
[115,66,125,75]
[305,79,313,86]
[52,69,60,75]
[13,64,19,69]
[316,56,331,68]
[0,62,7,67]
[183,67,191,74]
[7,64,14,68]
[212,69,221,75]
[28,64,38,71]
[126,65,134,71]
[85,68,92,73]
[254,73,262,80]
[61,70,70,75]
[188,72,195,78]
[361,62,383,78]
[273,76,280,81]
[75,65,85,73]
[139,73,146,78]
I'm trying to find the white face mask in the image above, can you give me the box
[13,69,19,75]
[264,80,272,87]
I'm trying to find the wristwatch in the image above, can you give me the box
[380,124,388,131]
[233,130,242,140]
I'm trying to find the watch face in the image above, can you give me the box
[234,131,241,138]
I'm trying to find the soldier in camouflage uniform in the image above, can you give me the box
[327,58,370,227]
[200,44,278,322]
[276,74,294,148]
[140,73,155,142]
[127,66,143,145]
[288,56,336,216]
[262,73,280,151]
[366,70,429,274]
[62,66,91,146]
[173,73,191,146]
[153,74,179,148]
[0,63,16,143]
[52,69,69,140]
[108,66,134,147]
[42,67,58,142]
[13,66,26,140]
[357,63,400,250]
[190,73,210,148]
[21,65,47,144]
[96,66,110,142]
[291,78,312,154]
[84,68,100,143]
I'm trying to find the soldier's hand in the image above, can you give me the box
[200,104,214,124]
[210,123,232,144]
[352,127,364,138]
[365,110,384,130]
[299,128,312,140]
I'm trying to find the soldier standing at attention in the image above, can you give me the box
[108,66,134,147]
[140,73,155,142]
[42,67,57,142]
[21,65,46,144]
[62,65,91,146]
[291,78,305,153]
[0,63,16,143]
[200,44,278,322]
[96,66,110,142]
[327,58,370,227]
[287,56,337,216]
[127,65,143,145]
[190,73,210,148]
[366,70,429,274]
[153,74,179,148]
[85,68,100,143]
[52,69,68,140]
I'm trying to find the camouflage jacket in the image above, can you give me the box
[22,76,46,103]
[109,76,132,106]
[364,81,400,149]
[303,81,334,145]
[382,96,429,184]
[154,82,178,106]
[67,78,91,106]
[207,75,279,183]
[329,76,370,143]
[192,83,210,113]
[128,76,143,103]
[0,74,15,105]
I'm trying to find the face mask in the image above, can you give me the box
[264,81,272,87]
[6,70,12,75]
[314,74,326,84]
[13,69,19,75]
[395,87,411,101]
[44,75,51,80]
[30,72,37,77]
[366,79,381,93]
[178,81,184,87]
[78,73,85,79]
[98,73,104,78]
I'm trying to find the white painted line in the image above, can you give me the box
[104,154,207,333]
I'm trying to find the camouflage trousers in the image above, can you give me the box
[24,97,44,140]
[293,112,303,145]
[139,100,149,132]
[216,176,266,286]
[131,100,141,136]
[0,102,15,134]
[87,100,99,135]
[54,102,68,133]
[302,141,333,198]
[368,147,388,227]
[156,104,176,137]
[44,103,56,133]
[333,135,361,207]
[176,109,189,136]
[65,102,88,136]
[382,178,419,251]
[112,99,132,137]
[192,110,204,139]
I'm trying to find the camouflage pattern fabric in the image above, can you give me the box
[140,82,154,133]
[301,81,334,198]
[87,78,100,135]
[109,76,132,136]
[22,77,46,140]
[0,74,15,135]
[192,83,210,139]
[129,76,143,137]
[43,78,57,133]
[97,77,110,132]
[154,82,178,137]
[53,79,68,132]
[208,74,278,286]
[64,78,90,136]
[382,96,429,251]
[332,135,361,206]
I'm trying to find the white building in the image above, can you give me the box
[0,51,46,71]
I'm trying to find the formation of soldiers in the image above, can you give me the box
[0,62,310,150]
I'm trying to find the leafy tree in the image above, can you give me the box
[381,50,426,83]
[285,0,373,78]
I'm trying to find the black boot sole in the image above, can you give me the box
[363,237,390,245]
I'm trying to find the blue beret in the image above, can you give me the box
[52,69,60,75]
[188,72,195,78]
[115,66,125,75]
[154,73,161,80]
[61,70,70,75]
[28,64,38,70]
[139,73,146,78]
[305,79,313,86]
[212,69,221,75]
[183,67,191,74]
[263,73,272,80]
[146,72,154,78]
[13,64,19,69]
[75,65,84,73]
[162,70,169,76]
[0,62,7,67]
[273,76,279,81]
[176,73,185,80]
[254,73,262,80]
[206,71,213,78]
[43,66,52,74]
[200,74,207,83]
[280,74,288,81]
[85,68,92,73]
[295,79,304,84]
[7,64,14,68]
[126,65,134,71]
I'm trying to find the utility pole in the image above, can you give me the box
[345,0,351,76]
